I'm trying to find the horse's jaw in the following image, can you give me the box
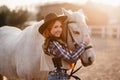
[81,56,94,67]
[80,48,95,67]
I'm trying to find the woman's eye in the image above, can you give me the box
[54,26,61,28]
[54,26,58,28]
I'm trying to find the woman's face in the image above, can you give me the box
[50,20,62,38]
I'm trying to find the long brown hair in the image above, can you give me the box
[43,20,67,50]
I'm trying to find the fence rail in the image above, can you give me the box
[89,25,120,39]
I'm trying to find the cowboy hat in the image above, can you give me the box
[39,13,67,34]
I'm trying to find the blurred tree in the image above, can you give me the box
[0,6,10,27]
[36,2,109,25]
[0,6,29,29]
[7,9,29,29]
[36,3,81,21]
[0,74,3,80]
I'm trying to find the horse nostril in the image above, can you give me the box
[88,57,92,65]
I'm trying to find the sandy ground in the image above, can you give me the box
[75,36,120,80]
[3,37,120,80]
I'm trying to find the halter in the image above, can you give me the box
[66,20,93,50]
[65,21,77,46]
[65,20,93,80]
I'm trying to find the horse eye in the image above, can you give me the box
[73,31,80,34]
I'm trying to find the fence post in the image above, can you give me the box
[117,27,120,39]
[101,27,105,38]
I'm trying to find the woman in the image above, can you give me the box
[39,12,89,63]
[39,13,89,79]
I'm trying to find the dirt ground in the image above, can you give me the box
[3,37,120,80]
[75,36,120,80]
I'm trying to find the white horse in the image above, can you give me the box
[0,8,94,80]
[0,22,49,80]
[62,8,95,66]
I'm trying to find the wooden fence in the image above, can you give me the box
[88,25,120,39]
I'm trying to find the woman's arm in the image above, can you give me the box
[48,41,87,64]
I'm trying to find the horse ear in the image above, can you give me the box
[77,9,87,21]
[61,8,67,13]
[61,8,71,16]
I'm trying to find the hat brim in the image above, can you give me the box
[39,16,67,34]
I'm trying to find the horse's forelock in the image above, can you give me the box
[74,12,86,23]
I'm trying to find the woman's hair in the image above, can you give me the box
[43,20,67,51]
[43,20,55,38]
[43,20,65,39]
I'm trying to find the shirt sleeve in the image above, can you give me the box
[48,41,87,64]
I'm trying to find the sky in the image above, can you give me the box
[92,0,120,6]
[0,0,120,10]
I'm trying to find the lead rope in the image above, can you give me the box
[66,21,81,80]
[66,21,93,80]
[68,23,81,80]
[68,46,93,80]
[68,62,82,80]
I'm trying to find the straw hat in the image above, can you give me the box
[39,13,67,34]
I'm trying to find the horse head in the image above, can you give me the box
[62,8,95,67]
